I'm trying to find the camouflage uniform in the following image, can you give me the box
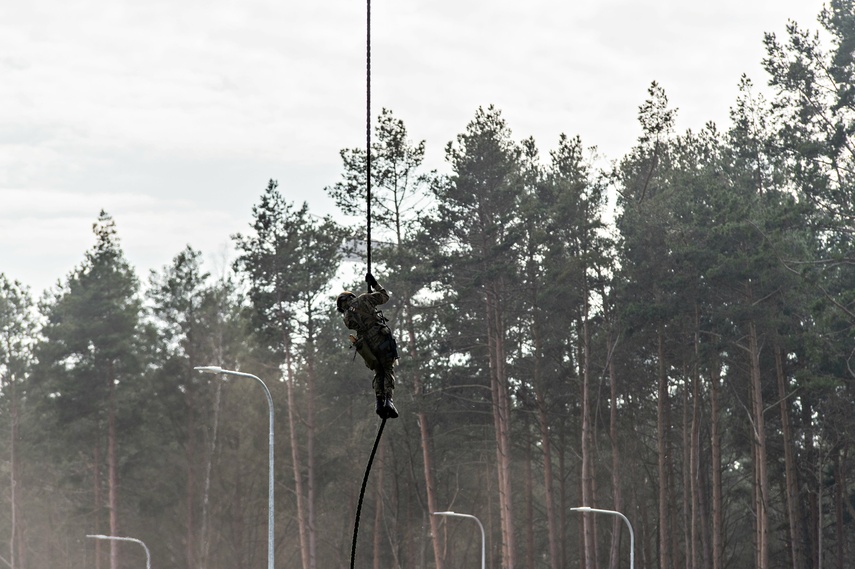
[342,287,397,401]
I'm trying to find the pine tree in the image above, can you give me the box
[0,275,35,569]
[234,181,344,569]
[31,211,142,569]
[326,108,446,569]
[613,82,680,569]
[432,105,523,569]
[145,246,233,569]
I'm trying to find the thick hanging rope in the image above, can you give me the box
[365,0,372,288]
[349,417,386,569]
[349,2,387,568]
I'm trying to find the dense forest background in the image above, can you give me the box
[3,3,855,569]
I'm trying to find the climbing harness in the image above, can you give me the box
[349,1,387,567]
[345,297,399,365]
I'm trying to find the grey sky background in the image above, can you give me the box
[2,0,827,296]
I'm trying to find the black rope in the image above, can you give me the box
[350,417,386,569]
[349,3,388,568]
[365,0,372,291]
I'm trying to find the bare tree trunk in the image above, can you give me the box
[199,380,222,569]
[405,302,444,569]
[691,374,703,569]
[525,437,534,569]
[657,329,672,569]
[525,241,560,569]
[709,358,723,569]
[417,412,441,562]
[559,426,567,569]
[817,452,823,569]
[185,393,197,569]
[607,341,622,569]
[697,452,712,569]
[485,281,515,569]
[199,320,228,569]
[490,463,498,569]
[636,483,652,569]
[690,315,702,569]
[535,395,560,569]
[669,453,681,569]
[775,345,803,569]
[591,422,601,565]
[530,285,559,569]
[835,450,844,569]
[536,388,560,569]
[682,373,692,569]
[803,398,819,567]
[497,336,515,569]
[748,320,769,569]
[581,307,596,569]
[577,476,586,569]
[285,340,310,569]
[94,439,103,569]
[7,375,20,569]
[305,308,318,569]
[108,382,119,569]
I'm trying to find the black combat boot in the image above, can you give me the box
[383,394,399,419]
[376,396,388,418]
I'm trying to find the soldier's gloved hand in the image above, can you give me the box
[366,272,380,290]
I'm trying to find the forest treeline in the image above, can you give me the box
[2,4,855,569]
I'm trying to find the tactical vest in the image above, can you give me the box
[343,292,398,362]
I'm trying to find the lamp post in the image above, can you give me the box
[570,506,635,569]
[195,366,274,569]
[432,511,485,569]
[87,535,151,569]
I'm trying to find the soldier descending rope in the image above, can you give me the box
[336,272,399,419]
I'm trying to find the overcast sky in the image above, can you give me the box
[1,0,827,296]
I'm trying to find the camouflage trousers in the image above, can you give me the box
[351,335,396,397]
[372,359,396,398]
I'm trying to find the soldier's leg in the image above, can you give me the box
[383,362,395,394]
[373,365,387,418]
[382,361,398,419]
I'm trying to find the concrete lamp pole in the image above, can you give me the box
[570,506,635,569]
[432,511,485,569]
[87,535,151,569]
[195,366,274,569]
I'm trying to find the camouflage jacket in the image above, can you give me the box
[342,288,391,344]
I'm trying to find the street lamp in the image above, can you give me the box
[432,511,485,569]
[570,506,635,569]
[87,535,151,569]
[195,366,274,569]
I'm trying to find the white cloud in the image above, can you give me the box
[0,187,243,291]
[0,0,828,296]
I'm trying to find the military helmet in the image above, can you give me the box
[336,291,356,313]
